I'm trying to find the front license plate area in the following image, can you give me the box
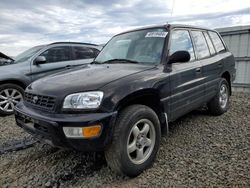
[23,117,35,130]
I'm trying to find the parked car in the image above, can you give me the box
[15,24,236,177]
[0,52,14,65]
[0,42,101,115]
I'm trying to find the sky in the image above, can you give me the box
[0,0,250,56]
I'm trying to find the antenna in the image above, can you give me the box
[171,0,175,17]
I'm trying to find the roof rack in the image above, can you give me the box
[168,24,212,31]
[49,42,98,46]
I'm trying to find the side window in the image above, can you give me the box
[203,32,216,55]
[191,30,210,59]
[170,30,195,61]
[208,31,226,53]
[40,46,71,63]
[92,48,100,56]
[73,46,96,60]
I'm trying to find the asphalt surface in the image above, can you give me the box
[0,93,249,187]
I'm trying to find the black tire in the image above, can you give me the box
[105,104,161,177]
[0,84,24,115]
[207,78,230,116]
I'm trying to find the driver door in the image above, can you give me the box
[30,46,74,81]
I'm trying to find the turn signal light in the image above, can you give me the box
[82,125,101,138]
[63,125,101,138]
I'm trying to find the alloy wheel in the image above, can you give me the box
[0,88,23,113]
[219,84,228,109]
[127,119,156,165]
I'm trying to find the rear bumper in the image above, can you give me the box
[14,102,117,152]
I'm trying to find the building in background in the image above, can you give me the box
[217,25,250,92]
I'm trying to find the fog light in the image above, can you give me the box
[63,125,101,138]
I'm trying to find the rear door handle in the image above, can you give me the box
[195,67,201,73]
[218,62,223,67]
[65,65,72,69]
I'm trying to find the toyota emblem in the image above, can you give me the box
[32,96,38,104]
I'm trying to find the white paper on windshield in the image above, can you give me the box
[145,32,168,38]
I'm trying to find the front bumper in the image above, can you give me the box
[14,102,117,152]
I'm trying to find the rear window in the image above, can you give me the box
[208,31,226,53]
[191,30,210,59]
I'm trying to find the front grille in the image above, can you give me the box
[24,92,56,111]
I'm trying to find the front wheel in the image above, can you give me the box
[207,78,230,116]
[0,84,24,115]
[105,105,161,177]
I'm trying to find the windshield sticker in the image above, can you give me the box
[145,32,168,38]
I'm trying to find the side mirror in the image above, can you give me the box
[168,51,190,64]
[34,56,46,64]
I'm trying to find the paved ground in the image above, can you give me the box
[0,93,249,187]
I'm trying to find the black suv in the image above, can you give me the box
[15,24,236,177]
[0,42,101,115]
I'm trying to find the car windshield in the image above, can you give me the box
[95,28,168,65]
[14,46,44,63]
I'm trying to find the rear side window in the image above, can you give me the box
[208,31,225,53]
[169,30,195,61]
[191,30,210,59]
[40,46,71,63]
[73,46,97,59]
[203,32,216,55]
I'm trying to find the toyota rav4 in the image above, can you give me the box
[15,24,236,177]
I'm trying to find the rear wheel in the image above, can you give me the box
[105,105,161,177]
[207,78,229,116]
[0,84,24,115]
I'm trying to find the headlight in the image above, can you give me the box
[63,91,104,109]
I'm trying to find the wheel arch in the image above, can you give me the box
[221,71,231,95]
[0,80,27,89]
[114,88,167,128]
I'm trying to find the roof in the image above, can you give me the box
[115,23,216,36]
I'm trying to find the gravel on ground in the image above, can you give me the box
[0,93,249,187]
[0,115,29,145]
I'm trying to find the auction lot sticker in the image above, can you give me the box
[145,32,168,38]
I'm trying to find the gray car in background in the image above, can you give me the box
[0,42,101,115]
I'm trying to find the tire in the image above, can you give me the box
[0,84,24,115]
[207,78,230,116]
[105,104,161,177]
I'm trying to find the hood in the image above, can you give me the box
[0,52,14,61]
[29,64,154,96]
[0,52,14,65]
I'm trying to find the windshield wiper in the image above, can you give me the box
[101,59,140,64]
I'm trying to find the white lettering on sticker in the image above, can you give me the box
[145,32,168,38]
